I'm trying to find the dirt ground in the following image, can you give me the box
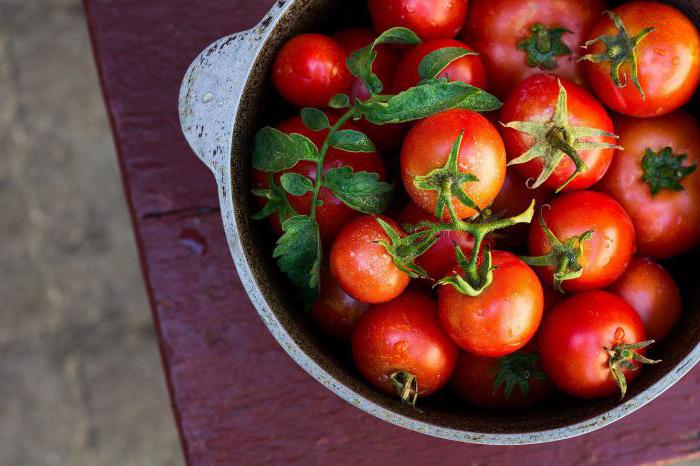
[0,1,183,465]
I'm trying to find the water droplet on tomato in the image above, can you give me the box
[672,56,680,65]
[614,327,625,341]
[394,340,409,353]
[654,48,668,56]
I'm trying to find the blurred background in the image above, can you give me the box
[0,1,697,466]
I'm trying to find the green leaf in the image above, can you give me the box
[252,127,319,173]
[347,27,422,95]
[641,147,697,196]
[329,94,350,109]
[252,175,298,223]
[280,173,314,196]
[418,47,476,81]
[329,129,377,153]
[356,80,502,125]
[300,108,330,131]
[323,167,394,213]
[273,215,322,302]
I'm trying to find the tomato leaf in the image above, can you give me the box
[329,93,350,109]
[252,175,298,223]
[252,127,319,173]
[280,172,314,196]
[356,80,501,125]
[274,215,322,303]
[300,108,330,131]
[323,166,394,214]
[347,27,422,95]
[328,129,377,153]
[418,47,477,81]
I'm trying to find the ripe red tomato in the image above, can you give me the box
[463,0,605,98]
[402,109,506,220]
[500,74,617,192]
[582,2,700,117]
[334,28,406,153]
[352,291,458,401]
[450,345,553,408]
[528,191,636,293]
[393,38,488,93]
[311,268,370,341]
[368,0,467,41]
[272,34,353,108]
[609,256,681,343]
[599,111,700,259]
[330,215,411,304]
[539,291,650,399]
[252,115,387,242]
[438,251,544,357]
[489,169,552,248]
[396,202,477,280]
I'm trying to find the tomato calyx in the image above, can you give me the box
[494,352,548,399]
[521,207,594,292]
[517,24,572,70]
[641,146,697,196]
[390,371,419,406]
[438,243,494,296]
[414,130,481,221]
[605,339,660,399]
[502,79,621,192]
[375,217,438,278]
[580,10,655,101]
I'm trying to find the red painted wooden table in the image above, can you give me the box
[84,1,700,464]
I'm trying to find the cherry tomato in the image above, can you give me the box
[368,0,468,41]
[393,38,488,93]
[463,0,605,98]
[539,291,650,399]
[396,202,477,280]
[352,291,458,401]
[438,250,544,357]
[334,28,406,153]
[311,268,370,341]
[528,191,636,293]
[599,111,700,259]
[582,2,700,117]
[608,256,681,343]
[402,109,506,220]
[489,169,552,248]
[330,215,410,304]
[272,34,353,108]
[252,115,387,242]
[500,74,617,192]
[450,344,553,408]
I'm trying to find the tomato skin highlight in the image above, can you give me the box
[368,0,468,41]
[393,38,488,93]
[583,2,700,118]
[252,116,387,242]
[401,109,506,220]
[608,256,681,343]
[438,251,544,357]
[272,34,353,108]
[599,111,700,259]
[330,215,411,304]
[499,74,617,192]
[463,0,605,98]
[538,291,648,399]
[528,190,636,293]
[352,291,458,397]
[311,269,370,341]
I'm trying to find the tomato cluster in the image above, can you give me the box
[253,0,699,408]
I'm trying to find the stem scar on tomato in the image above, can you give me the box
[502,79,621,192]
[521,206,594,292]
[641,146,697,196]
[517,23,572,70]
[579,10,655,101]
[605,339,660,399]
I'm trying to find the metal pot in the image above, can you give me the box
[178,0,700,444]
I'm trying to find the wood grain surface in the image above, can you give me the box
[83,0,700,464]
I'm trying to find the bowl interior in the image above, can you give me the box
[228,0,700,440]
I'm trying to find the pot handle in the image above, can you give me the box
[178,28,260,174]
